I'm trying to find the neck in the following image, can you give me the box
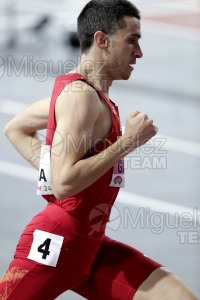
[74,53,112,98]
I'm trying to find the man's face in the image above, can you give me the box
[106,16,143,80]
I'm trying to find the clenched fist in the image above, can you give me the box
[122,110,158,153]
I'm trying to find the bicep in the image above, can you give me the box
[51,88,100,169]
[22,98,50,131]
[7,98,50,133]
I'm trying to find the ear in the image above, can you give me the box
[94,31,108,49]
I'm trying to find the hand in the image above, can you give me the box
[123,110,158,151]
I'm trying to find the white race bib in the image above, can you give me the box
[37,145,53,195]
[109,158,125,188]
[28,229,64,267]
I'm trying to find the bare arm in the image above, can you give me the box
[4,98,50,169]
[4,87,157,200]
[51,82,157,199]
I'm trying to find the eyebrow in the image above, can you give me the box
[129,33,142,39]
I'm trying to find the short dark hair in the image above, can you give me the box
[77,0,140,53]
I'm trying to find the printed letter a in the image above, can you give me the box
[39,168,47,182]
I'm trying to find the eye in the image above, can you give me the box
[129,39,136,45]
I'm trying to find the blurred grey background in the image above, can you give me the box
[0,0,200,299]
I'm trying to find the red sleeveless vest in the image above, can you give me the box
[44,73,121,226]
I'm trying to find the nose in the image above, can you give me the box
[134,43,143,59]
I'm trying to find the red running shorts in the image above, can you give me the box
[0,203,162,299]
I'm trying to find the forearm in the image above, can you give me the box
[4,98,50,169]
[53,135,134,199]
[4,125,41,169]
[51,95,157,199]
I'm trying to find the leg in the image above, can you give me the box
[0,203,104,299]
[0,258,64,300]
[134,267,198,300]
[73,236,197,300]
[73,236,161,299]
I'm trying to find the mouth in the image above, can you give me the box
[129,62,136,70]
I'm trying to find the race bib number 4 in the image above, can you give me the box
[28,230,64,267]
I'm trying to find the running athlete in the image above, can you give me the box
[0,0,197,299]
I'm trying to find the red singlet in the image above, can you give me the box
[44,73,121,230]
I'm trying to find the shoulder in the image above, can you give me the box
[55,80,102,125]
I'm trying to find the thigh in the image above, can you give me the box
[0,203,104,300]
[0,258,61,300]
[73,236,162,300]
[0,207,69,300]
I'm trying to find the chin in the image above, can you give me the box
[121,68,134,80]
[122,72,132,80]
[114,74,131,81]
[111,69,132,81]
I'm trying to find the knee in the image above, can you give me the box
[134,267,198,300]
[163,270,198,300]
